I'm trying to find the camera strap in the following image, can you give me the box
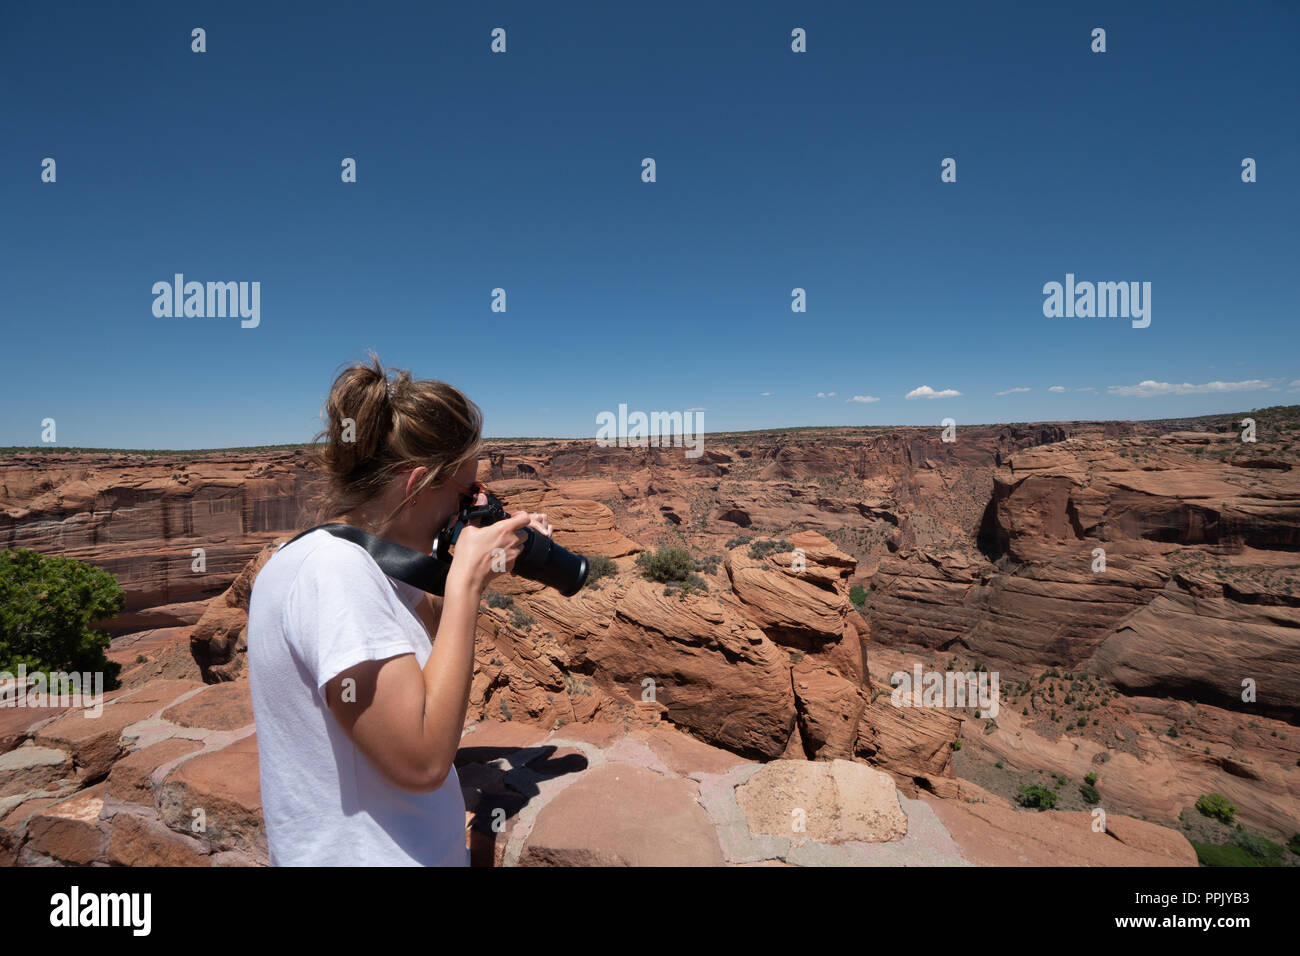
[279,523,450,596]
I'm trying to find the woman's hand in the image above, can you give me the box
[445,510,532,596]
[527,512,552,537]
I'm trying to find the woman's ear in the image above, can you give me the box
[404,465,429,501]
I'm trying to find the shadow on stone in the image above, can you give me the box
[455,744,590,866]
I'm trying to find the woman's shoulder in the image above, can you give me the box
[266,529,392,600]
[290,529,388,575]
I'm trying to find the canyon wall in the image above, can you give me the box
[3,409,1297,855]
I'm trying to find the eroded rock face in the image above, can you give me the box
[869,437,1300,718]
[190,544,278,682]
[1089,572,1300,718]
[724,533,854,648]
[925,796,1197,867]
[991,441,1300,557]
[0,425,1053,637]
[8,414,1288,865]
[863,429,1300,839]
[534,576,799,759]
[0,451,323,633]
[180,489,962,797]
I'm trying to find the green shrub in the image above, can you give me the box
[1192,841,1262,867]
[586,555,618,582]
[1016,785,1058,811]
[748,539,792,560]
[1196,793,1237,824]
[1231,832,1285,865]
[509,607,535,630]
[1079,784,1101,805]
[1085,772,1098,786]
[486,592,514,609]
[951,740,962,751]
[694,553,722,575]
[636,547,695,582]
[849,584,867,607]
[0,549,123,684]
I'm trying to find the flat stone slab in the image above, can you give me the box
[0,745,74,797]
[160,734,262,855]
[161,681,253,732]
[113,679,206,707]
[520,763,723,866]
[735,759,908,845]
[2,795,62,831]
[0,706,70,753]
[107,738,204,804]
[631,725,750,776]
[25,783,108,865]
[33,681,201,781]
[544,720,629,749]
[107,813,210,867]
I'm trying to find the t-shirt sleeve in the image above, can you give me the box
[283,542,419,699]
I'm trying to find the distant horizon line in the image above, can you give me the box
[2,404,1293,456]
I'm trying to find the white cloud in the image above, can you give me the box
[845,395,880,403]
[1077,386,1095,392]
[995,387,1031,396]
[685,407,706,412]
[1107,379,1272,398]
[760,391,773,397]
[814,391,837,398]
[1048,385,1066,393]
[906,385,962,400]
[1288,380,1300,390]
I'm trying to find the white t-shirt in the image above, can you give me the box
[247,528,468,867]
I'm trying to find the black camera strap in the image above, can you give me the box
[279,523,450,596]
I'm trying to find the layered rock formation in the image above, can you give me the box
[865,426,1300,838]
[3,408,1294,864]
[0,450,321,633]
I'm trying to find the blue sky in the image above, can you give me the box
[2,1,1297,447]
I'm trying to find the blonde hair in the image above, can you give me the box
[308,351,482,531]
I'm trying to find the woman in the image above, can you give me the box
[247,353,549,866]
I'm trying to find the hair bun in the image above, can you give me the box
[308,351,482,531]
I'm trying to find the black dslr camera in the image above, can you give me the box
[434,489,589,597]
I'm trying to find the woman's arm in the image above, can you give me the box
[412,593,443,643]
[322,511,535,793]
